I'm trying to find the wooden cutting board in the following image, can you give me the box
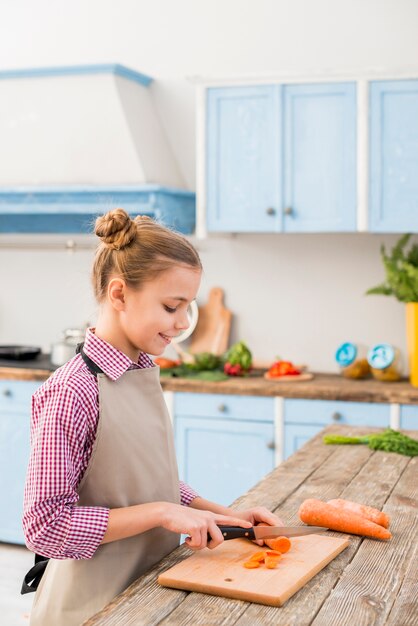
[158,534,349,607]
[189,287,232,356]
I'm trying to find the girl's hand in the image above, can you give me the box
[230,506,285,546]
[159,503,252,550]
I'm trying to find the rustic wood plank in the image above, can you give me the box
[312,456,418,626]
[386,538,418,626]
[234,431,410,625]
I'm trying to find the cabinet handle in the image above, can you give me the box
[266,207,276,216]
[1,388,12,397]
[217,403,228,413]
[332,411,342,421]
[266,440,276,450]
[283,207,294,216]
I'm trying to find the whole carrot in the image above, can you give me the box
[327,498,390,529]
[299,499,392,540]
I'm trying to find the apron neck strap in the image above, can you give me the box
[76,343,105,377]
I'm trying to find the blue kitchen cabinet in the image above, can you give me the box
[283,399,391,459]
[400,405,418,430]
[174,393,275,506]
[206,82,356,233]
[370,79,418,232]
[0,380,39,544]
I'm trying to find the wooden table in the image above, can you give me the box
[85,425,417,625]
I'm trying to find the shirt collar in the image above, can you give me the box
[82,328,154,381]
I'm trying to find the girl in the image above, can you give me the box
[23,209,282,625]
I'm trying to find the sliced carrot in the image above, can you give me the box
[265,556,281,569]
[265,550,282,558]
[243,560,260,568]
[264,536,291,553]
[299,498,392,540]
[327,498,390,529]
[249,551,266,563]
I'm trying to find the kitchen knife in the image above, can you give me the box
[209,525,327,541]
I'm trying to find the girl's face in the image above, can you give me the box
[111,265,202,359]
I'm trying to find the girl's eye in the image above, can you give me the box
[164,305,177,313]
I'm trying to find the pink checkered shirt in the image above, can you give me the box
[23,328,199,560]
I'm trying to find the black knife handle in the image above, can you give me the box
[207,526,256,542]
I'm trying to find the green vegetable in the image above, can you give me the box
[366,234,418,302]
[159,364,227,381]
[192,352,222,371]
[324,428,418,457]
[223,341,252,371]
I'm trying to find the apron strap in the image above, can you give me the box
[21,343,104,595]
[21,554,49,594]
[76,342,105,376]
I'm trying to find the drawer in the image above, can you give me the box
[400,405,418,430]
[0,380,40,411]
[174,393,274,422]
[284,399,390,427]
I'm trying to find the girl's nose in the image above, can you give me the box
[175,309,190,330]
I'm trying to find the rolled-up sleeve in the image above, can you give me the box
[180,481,199,506]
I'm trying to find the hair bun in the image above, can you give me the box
[95,208,137,250]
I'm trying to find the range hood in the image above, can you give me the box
[0,65,195,234]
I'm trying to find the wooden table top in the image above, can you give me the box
[2,360,418,404]
[85,425,418,626]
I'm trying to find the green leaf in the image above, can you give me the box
[367,234,418,302]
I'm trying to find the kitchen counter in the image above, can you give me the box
[84,424,418,626]
[1,357,418,404]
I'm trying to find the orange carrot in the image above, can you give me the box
[265,550,282,558]
[243,560,260,568]
[250,551,267,563]
[299,499,391,540]
[265,556,281,569]
[327,498,390,529]
[264,536,291,553]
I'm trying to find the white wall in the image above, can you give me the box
[0,0,417,372]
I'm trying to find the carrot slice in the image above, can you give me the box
[264,536,291,553]
[299,498,391,540]
[243,560,260,568]
[327,498,390,529]
[265,550,282,558]
[249,551,266,563]
[265,556,281,569]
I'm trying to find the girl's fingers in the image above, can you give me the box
[216,515,252,528]
[207,522,224,549]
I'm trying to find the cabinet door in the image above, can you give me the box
[283,399,390,459]
[175,416,275,506]
[400,405,418,430]
[206,85,282,232]
[283,83,357,232]
[0,381,38,544]
[370,80,418,232]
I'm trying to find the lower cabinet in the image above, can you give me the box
[174,393,275,506]
[0,379,39,544]
[400,405,418,429]
[283,399,391,460]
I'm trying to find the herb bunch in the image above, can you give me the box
[324,428,418,457]
[366,234,418,302]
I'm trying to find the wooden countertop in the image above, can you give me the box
[1,358,418,404]
[85,424,418,626]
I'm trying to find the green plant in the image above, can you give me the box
[366,234,418,302]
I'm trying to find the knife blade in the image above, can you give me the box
[210,525,327,541]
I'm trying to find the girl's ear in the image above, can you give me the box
[107,278,126,311]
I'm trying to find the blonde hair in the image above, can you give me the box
[92,208,202,302]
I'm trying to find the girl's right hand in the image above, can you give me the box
[159,502,252,550]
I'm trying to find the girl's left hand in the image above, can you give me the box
[231,506,285,546]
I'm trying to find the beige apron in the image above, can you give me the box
[30,365,180,626]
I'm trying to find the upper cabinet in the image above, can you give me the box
[199,75,418,235]
[206,82,357,233]
[369,79,418,232]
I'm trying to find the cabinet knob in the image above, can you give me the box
[266,440,276,450]
[266,207,276,216]
[283,207,294,216]
[332,411,342,422]
[217,403,228,413]
[1,388,12,397]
